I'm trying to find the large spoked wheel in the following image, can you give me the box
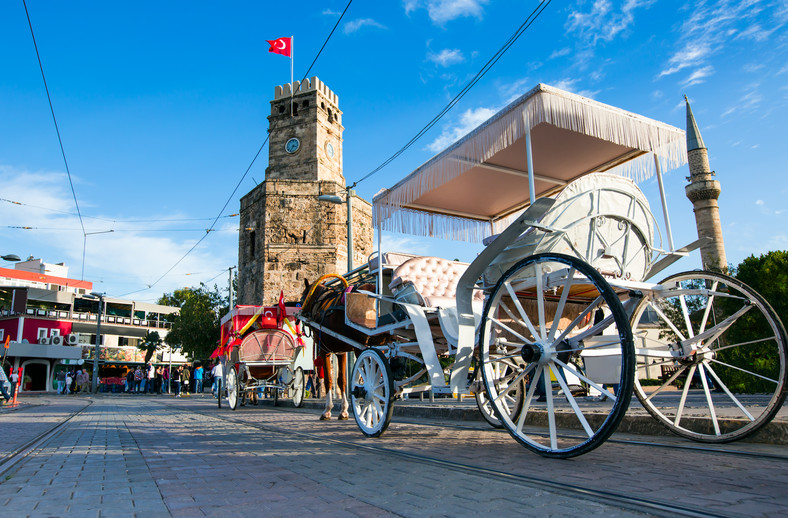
[631,271,787,442]
[292,367,305,408]
[227,366,239,410]
[475,364,524,429]
[480,253,634,458]
[350,348,395,437]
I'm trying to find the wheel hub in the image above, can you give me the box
[521,343,543,363]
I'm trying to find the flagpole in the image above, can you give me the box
[290,35,294,117]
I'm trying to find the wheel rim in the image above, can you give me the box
[475,365,523,429]
[227,366,238,410]
[480,253,634,458]
[292,367,305,407]
[632,271,788,442]
[351,348,394,437]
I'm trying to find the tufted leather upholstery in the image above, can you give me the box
[389,256,483,308]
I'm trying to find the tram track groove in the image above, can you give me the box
[172,401,737,518]
[0,399,92,478]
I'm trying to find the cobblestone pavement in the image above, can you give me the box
[1,395,786,517]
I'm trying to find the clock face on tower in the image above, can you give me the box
[285,137,300,154]
[325,142,335,159]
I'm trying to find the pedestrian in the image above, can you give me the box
[126,368,135,393]
[0,367,12,404]
[147,363,155,393]
[211,360,223,397]
[79,370,89,393]
[163,366,170,394]
[74,369,82,393]
[65,371,73,394]
[9,368,19,398]
[56,369,66,394]
[181,365,191,396]
[194,363,203,394]
[155,366,163,394]
[133,366,143,393]
[174,366,182,397]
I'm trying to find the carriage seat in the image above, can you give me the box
[389,256,484,308]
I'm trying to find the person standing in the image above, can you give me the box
[65,371,73,395]
[133,366,143,393]
[125,368,134,393]
[155,366,163,394]
[181,365,191,396]
[194,363,204,394]
[56,369,66,394]
[147,363,155,394]
[174,366,182,397]
[162,366,170,394]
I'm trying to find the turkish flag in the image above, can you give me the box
[267,37,291,57]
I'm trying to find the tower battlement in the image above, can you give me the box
[274,76,338,107]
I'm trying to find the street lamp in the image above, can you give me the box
[1,254,21,262]
[318,189,355,272]
[83,291,105,393]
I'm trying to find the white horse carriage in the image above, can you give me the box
[298,84,787,457]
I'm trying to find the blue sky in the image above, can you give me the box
[1,0,786,302]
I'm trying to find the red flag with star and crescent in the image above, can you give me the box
[267,37,292,57]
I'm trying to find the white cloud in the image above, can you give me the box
[756,199,765,206]
[322,8,340,16]
[427,48,464,67]
[550,78,599,99]
[343,18,387,34]
[0,165,235,300]
[405,0,488,25]
[427,106,497,152]
[658,43,711,77]
[566,0,654,45]
[549,47,571,59]
[681,65,715,87]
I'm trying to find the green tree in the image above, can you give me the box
[137,330,163,364]
[159,283,228,360]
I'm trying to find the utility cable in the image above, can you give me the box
[23,0,89,278]
[351,0,551,189]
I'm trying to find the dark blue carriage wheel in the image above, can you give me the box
[350,347,395,437]
[479,253,634,458]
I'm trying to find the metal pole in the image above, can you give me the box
[168,346,172,394]
[228,266,235,308]
[525,116,536,205]
[91,296,103,393]
[654,154,675,252]
[346,189,354,272]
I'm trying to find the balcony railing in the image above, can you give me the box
[1,309,172,328]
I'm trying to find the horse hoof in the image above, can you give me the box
[338,415,349,420]
[319,415,331,420]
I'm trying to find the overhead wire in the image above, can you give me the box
[351,0,551,189]
[117,0,354,298]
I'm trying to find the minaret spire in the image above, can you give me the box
[684,96,727,271]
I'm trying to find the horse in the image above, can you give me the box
[299,274,389,420]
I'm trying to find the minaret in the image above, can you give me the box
[684,96,727,271]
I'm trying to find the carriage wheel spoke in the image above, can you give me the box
[550,363,593,438]
[504,280,540,340]
[674,364,696,427]
[704,364,755,421]
[544,368,557,450]
[697,364,721,435]
[548,267,574,341]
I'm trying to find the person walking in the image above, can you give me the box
[0,367,12,404]
[155,366,163,394]
[9,368,19,399]
[125,368,134,393]
[147,363,155,394]
[211,360,223,398]
[65,371,73,394]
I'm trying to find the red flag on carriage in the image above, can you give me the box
[278,290,286,323]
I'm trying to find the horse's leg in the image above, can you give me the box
[320,352,333,420]
[337,352,349,420]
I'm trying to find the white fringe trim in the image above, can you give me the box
[374,84,687,242]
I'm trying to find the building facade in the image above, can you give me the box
[237,77,374,305]
[1,260,182,392]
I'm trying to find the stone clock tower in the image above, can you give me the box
[237,77,373,305]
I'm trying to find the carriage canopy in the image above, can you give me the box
[373,83,687,243]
